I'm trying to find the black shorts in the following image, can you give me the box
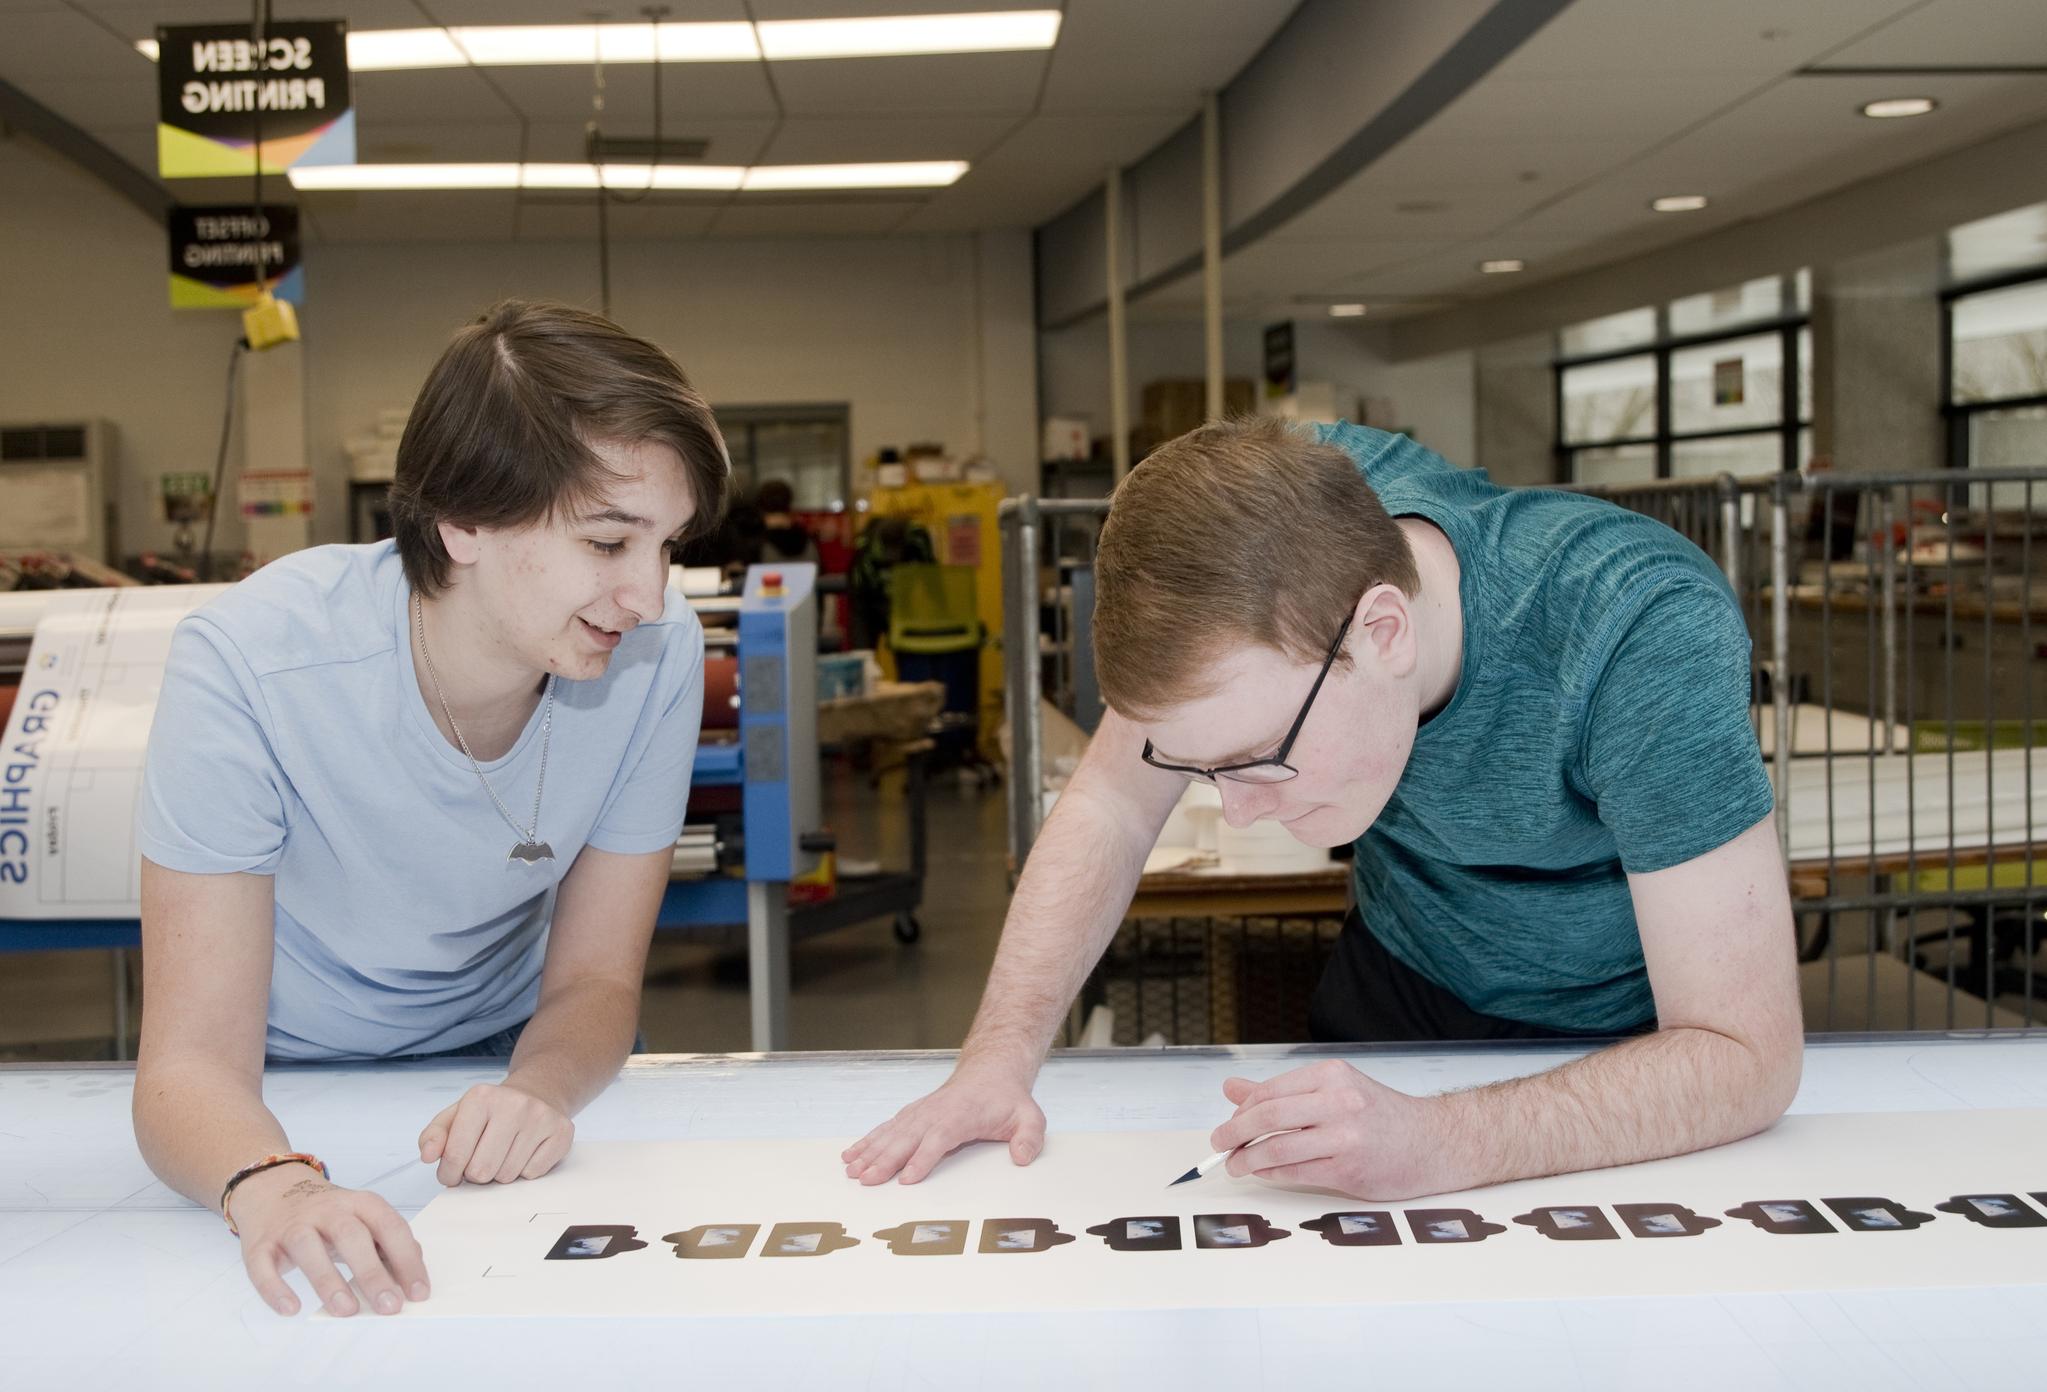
[1308,908,1657,1044]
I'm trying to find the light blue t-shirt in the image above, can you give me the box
[1313,423,1776,1032]
[136,540,705,1061]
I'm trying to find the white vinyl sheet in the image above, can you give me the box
[405,1109,2047,1318]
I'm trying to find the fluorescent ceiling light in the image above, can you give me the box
[1651,194,1708,213]
[524,164,747,191]
[287,162,962,192]
[1861,96,1937,119]
[741,161,968,190]
[288,164,520,190]
[137,12,1057,70]
[1328,303,1368,318]
[757,11,1060,60]
[1478,259,1525,274]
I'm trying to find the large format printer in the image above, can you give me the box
[0,562,880,1054]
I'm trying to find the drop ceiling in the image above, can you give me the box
[0,0,1296,242]
[5,0,2046,322]
[1137,0,2047,323]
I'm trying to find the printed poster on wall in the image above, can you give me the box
[156,21,354,178]
[1713,356,1745,406]
[167,204,302,309]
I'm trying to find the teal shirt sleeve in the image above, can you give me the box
[1577,575,1775,874]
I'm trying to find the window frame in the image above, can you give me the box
[1941,266,2047,471]
[1553,273,1810,484]
[712,402,854,509]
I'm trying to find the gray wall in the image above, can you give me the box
[1,128,1041,557]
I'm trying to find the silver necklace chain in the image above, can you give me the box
[414,592,554,858]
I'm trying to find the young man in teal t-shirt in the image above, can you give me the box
[848,415,1801,1203]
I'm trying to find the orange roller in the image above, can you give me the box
[701,654,740,730]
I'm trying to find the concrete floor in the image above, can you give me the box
[640,768,1013,1054]
[0,763,1013,1062]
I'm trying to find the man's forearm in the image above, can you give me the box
[134,1059,293,1213]
[1430,1026,1802,1192]
[504,977,640,1115]
[957,797,1149,1081]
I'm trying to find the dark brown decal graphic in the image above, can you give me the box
[1086,1216,1182,1252]
[1936,1194,2047,1229]
[1300,1212,1401,1247]
[544,1224,648,1260]
[1614,1204,1721,1238]
[1406,1209,1506,1244]
[1193,1213,1290,1249]
[1822,1197,1934,1232]
[1726,1200,1835,1235]
[1513,1206,1620,1241]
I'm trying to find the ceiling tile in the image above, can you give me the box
[2,7,153,78]
[765,50,1045,116]
[707,199,925,237]
[752,114,1012,165]
[1488,0,1909,79]
[1822,0,2047,68]
[297,188,517,242]
[512,195,722,241]
[1037,0,1294,113]
[898,109,1189,231]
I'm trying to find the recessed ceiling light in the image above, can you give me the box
[135,12,1060,70]
[1478,259,1524,274]
[1328,303,1367,318]
[1861,97,1937,119]
[286,160,965,192]
[1651,194,1708,213]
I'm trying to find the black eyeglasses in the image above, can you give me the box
[1140,612,1353,785]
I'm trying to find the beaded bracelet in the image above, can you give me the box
[220,1152,329,1236]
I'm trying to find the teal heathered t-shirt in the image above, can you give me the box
[1313,422,1776,1032]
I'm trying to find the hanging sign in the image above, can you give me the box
[156,21,354,178]
[167,204,302,309]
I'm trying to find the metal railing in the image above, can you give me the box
[1000,466,2047,1038]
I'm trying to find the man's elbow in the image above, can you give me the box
[1745,1016,1804,1129]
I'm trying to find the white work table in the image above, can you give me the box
[6,1036,2047,1390]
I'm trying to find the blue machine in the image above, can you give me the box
[658,563,823,1050]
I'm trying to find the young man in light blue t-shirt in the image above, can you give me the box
[847,415,1803,1210]
[132,301,729,1319]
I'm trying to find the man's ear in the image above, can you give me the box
[437,520,483,568]
[1353,583,1417,679]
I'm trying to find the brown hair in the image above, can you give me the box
[1093,415,1419,719]
[389,300,730,596]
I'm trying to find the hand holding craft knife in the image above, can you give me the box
[1168,1129,1303,1187]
